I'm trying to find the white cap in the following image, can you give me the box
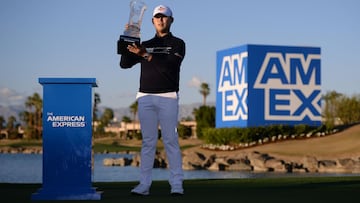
[152,5,172,17]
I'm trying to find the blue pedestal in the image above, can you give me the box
[32,78,102,200]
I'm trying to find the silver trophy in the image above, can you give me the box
[118,0,147,55]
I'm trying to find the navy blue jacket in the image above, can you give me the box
[120,32,185,93]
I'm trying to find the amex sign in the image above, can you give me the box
[216,44,321,128]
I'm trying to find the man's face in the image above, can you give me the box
[152,14,173,33]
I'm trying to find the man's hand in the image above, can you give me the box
[127,43,145,56]
[127,43,152,61]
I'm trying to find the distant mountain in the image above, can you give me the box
[0,102,216,123]
[100,102,215,121]
[0,104,24,121]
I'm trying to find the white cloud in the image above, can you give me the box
[187,76,202,88]
[0,87,26,106]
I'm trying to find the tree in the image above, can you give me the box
[121,115,132,139]
[129,101,139,137]
[93,92,101,122]
[322,91,342,127]
[6,115,17,139]
[0,116,4,130]
[129,101,138,123]
[122,116,131,123]
[0,116,5,139]
[21,93,43,139]
[94,107,115,136]
[199,82,210,106]
[337,94,360,125]
[193,105,215,139]
[322,91,360,126]
[100,108,114,127]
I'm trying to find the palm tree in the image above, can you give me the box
[6,115,17,139]
[91,92,100,172]
[92,92,101,134]
[0,116,4,130]
[93,93,101,122]
[129,101,138,133]
[100,108,114,127]
[32,93,42,136]
[121,115,132,138]
[122,116,131,123]
[0,116,5,138]
[23,93,42,138]
[24,97,33,135]
[199,82,210,106]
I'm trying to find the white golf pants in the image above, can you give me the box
[137,95,184,188]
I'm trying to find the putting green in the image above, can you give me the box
[1,176,359,203]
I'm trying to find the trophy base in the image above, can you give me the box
[117,35,140,55]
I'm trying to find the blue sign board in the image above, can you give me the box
[32,78,101,200]
[216,44,321,128]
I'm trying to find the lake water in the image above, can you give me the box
[0,153,358,183]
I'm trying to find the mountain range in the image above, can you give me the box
[0,102,215,123]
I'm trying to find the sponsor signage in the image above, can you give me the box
[216,44,321,128]
[32,78,101,200]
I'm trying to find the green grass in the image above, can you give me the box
[4,141,42,148]
[1,176,359,203]
[93,142,198,153]
[0,140,201,156]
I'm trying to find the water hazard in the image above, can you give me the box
[0,153,357,183]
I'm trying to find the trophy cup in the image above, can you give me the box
[117,0,147,55]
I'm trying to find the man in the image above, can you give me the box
[119,5,185,196]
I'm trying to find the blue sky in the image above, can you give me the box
[0,0,359,109]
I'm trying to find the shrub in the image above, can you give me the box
[201,124,333,146]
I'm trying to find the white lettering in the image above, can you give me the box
[254,52,321,121]
[218,52,248,121]
[47,115,86,128]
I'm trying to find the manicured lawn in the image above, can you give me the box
[1,176,359,203]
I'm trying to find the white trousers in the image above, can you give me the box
[137,95,184,187]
